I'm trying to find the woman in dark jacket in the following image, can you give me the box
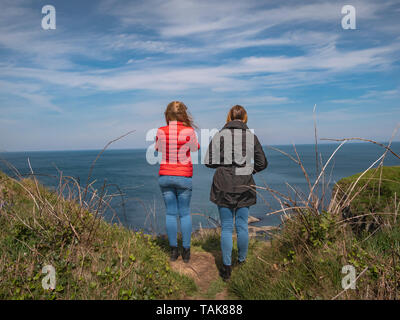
[205,105,267,281]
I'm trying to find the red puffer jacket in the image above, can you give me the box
[155,121,200,177]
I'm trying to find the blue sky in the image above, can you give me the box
[0,0,399,151]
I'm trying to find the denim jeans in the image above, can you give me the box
[159,175,192,248]
[218,206,249,266]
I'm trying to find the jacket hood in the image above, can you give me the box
[222,120,249,130]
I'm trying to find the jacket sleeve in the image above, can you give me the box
[253,135,267,173]
[155,128,161,152]
[190,129,200,152]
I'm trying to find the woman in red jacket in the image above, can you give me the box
[155,101,199,263]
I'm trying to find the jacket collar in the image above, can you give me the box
[223,120,248,130]
[168,120,184,126]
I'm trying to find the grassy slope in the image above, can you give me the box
[227,166,400,299]
[0,171,196,300]
[2,166,400,300]
[336,166,400,214]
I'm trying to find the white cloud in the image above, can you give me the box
[0,80,62,113]
[1,0,399,150]
[1,39,396,94]
[100,0,381,38]
[360,88,400,99]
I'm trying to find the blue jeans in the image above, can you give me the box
[218,206,249,266]
[159,175,192,248]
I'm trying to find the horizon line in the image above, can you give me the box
[1,140,399,153]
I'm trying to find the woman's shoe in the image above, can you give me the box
[170,246,179,261]
[182,247,191,263]
[238,259,246,266]
[220,264,232,281]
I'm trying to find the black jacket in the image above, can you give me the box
[205,120,268,208]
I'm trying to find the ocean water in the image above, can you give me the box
[1,142,399,234]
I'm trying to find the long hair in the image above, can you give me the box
[164,101,196,128]
[226,105,248,124]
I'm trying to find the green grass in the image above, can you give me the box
[336,166,400,214]
[226,166,400,300]
[228,213,400,299]
[0,171,196,300]
[2,165,400,300]
[204,278,226,299]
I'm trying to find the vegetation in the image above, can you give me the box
[1,139,399,300]
[227,165,400,300]
[0,171,196,300]
[336,166,400,213]
[335,166,400,233]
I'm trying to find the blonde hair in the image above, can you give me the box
[226,105,248,124]
[164,101,196,128]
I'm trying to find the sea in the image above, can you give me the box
[1,142,399,234]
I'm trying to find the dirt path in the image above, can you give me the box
[169,251,228,300]
[168,215,273,299]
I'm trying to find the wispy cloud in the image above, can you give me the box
[0,0,399,150]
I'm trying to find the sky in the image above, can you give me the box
[0,0,399,151]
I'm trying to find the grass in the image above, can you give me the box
[204,278,227,299]
[0,170,196,300]
[1,131,399,300]
[2,162,399,300]
[335,166,400,233]
[226,158,400,300]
